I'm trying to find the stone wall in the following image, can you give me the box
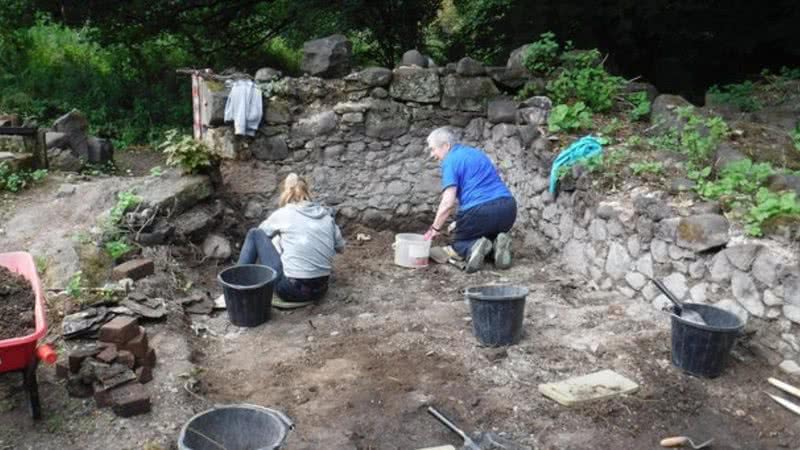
[200,64,799,373]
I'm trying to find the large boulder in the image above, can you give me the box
[389,67,440,103]
[712,143,747,173]
[485,66,530,90]
[487,99,517,124]
[52,109,90,158]
[401,49,428,67]
[507,44,531,72]
[47,148,83,172]
[251,134,289,161]
[518,96,553,126]
[301,34,352,78]
[291,111,338,138]
[767,173,800,196]
[675,214,730,252]
[365,99,409,139]
[87,137,114,165]
[621,81,659,102]
[137,169,213,215]
[347,67,393,87]
[441,75,501,112]
[254,67,282,82]
[650,94,694,132]
[456,57,485,76]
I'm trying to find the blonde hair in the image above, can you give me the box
[279,173,311,207]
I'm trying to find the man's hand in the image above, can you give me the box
[423,226,440,241]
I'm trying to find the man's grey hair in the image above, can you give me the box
[426,127,456,149]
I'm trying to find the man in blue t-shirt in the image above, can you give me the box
[423,127,517,273]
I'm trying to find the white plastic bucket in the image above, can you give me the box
[393,233,431,268]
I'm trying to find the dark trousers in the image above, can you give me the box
[239,228,329,302]
[452,196,517,257]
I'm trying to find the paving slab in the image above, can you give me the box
[538,369,639,406]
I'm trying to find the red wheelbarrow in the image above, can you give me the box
[0,252,57,420]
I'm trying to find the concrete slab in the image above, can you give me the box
[538,369,639,406]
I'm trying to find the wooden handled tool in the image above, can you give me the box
[767,377,800,399]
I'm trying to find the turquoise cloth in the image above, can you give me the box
[548,136,604,193]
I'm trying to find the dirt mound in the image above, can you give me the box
[0,266,35,340]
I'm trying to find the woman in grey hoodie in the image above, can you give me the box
[236,173,345,303]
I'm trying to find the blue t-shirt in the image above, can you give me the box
[441,144,512,211]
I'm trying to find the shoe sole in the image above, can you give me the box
[494,232,512,270]
[465,238,492,273]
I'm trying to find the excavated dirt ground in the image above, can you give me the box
[0,180,798,449]
[0,266,35,341]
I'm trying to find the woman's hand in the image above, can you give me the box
[423,226,440,241]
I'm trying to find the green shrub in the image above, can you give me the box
[630,161,663,176]
[792,125,800,152]
[522,32,560,74]
[547,102,592,133]
[0,19,191,147]
[691,159,773,200]
[546,51,623,113]
[707,81,760,112]
[104,239,132,261]
[746,189,800,236]
[0,163,47,192]
[158,129,216,174]
[627,91,651,121]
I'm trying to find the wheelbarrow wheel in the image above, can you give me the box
[23,360,41,420]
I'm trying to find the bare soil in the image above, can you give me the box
[0,266,35,340]
[0,180,798,449]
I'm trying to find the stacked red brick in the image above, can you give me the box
[57,316,157,417]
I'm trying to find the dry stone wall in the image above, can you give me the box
[201,64,799,373]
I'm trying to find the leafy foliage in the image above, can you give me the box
[626,91,651,121]
[630,161,663,176]
[546,49,623,113]
[158,129,216,174]
[687,159,800,236]
[707,81,760,112]
[522,32,560,74]
[104,240,132,261]
[690,160,773,200]
[746,189,800,236]
[0,163,47,192]
[547,102,592,133]
[676,107,730,163]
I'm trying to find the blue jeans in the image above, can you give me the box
[452,196,517,257]
[239,228,329,302]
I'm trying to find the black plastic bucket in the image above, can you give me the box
[217,264,277,327]
[671,303,744,378]
[177,404,294,450]
[466,285,529,346]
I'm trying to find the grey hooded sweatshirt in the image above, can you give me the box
[258,202,345,279]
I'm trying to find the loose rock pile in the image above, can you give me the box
[58,316,156,417]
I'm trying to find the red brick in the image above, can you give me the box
[119,326,149,358]
[135,366,153,384]
[111,383,151,417]
[112,258,154,281]
[68,345,102,373]
[135,347,157,368]
[117,350,135,369]
[98,316,139,343]
[95,345,118,363]
[93,383,113,408]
